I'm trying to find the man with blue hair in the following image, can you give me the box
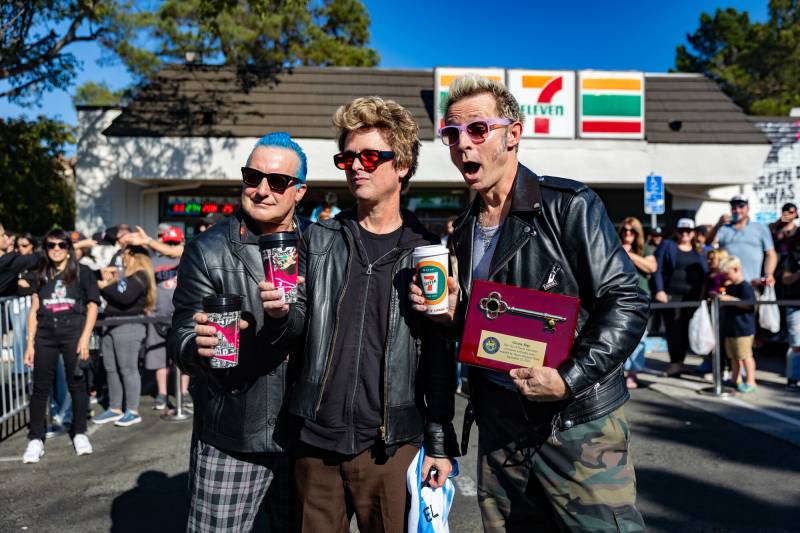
[169,131,309,531]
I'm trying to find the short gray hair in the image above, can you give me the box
[444,74,524,126]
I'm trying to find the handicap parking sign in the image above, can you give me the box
[644,175,664,215]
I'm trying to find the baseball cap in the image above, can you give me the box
[160,226,184,243]
[648,226,663,236]
[730,194,749,205]
[676,218,696,230]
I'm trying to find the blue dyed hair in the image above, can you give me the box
[252,132,307,184]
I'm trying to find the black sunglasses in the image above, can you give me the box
[240,167,296,192]
[45,241,69,250]
[333,150,394,172]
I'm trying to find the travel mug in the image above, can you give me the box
[202,294,243,369]
[258,232,299,304]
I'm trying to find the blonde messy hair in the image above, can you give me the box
[719,255,742,274]
[444,74,525,127]
[333,96,421,191]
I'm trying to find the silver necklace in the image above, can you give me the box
[477,210,499,251]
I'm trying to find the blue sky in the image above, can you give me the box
[0,0,768,127]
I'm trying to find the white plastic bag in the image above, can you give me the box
[689,300,715,355]
[758,285,780,333]
[406,446,458,533]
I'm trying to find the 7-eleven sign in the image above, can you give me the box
[508,70,576,138]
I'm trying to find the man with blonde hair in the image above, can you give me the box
[261,96,458,533]
[410,74,648,530]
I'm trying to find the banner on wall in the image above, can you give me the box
[749,120,800,224]
[507,70,575,138]
[434,67,505,132]
[578,71,645,140]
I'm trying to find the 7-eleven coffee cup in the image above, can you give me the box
[413,244,449,315]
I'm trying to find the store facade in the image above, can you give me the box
[75,66,770,239]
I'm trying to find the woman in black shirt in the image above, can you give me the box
[22,230,100,463]
[653,219,708,376]
[92,245,156,427]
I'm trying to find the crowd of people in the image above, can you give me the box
[623,196,800,393]
[0,219,203,463]
[1,74,798,532]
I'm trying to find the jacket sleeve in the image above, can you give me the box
[652,241,669,293]
[419,322,460,458]
[557,189,650,396]
[167,240,216,377]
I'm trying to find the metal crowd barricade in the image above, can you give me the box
[651,297,800,397]
[1,295,33,426]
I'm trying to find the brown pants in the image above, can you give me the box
[294,442,418,533]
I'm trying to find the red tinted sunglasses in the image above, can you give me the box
[241,167,296,192]
[333,150,395,172]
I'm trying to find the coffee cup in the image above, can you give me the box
[202,294,243,369]
[412,244,450,315]
[258,232,299,304]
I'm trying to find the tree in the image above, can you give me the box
[72,80,125,106]
[0,117,75,234]
[138,0,379,71]
[0,0,139,105]
[2,0,379,105]
[675,0,800,115]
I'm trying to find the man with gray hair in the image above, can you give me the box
[410,74,648,531]
[169,132,310,532]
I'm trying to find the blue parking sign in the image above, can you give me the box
[644,175,664,215]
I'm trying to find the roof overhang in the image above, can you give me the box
[99,136,770,187]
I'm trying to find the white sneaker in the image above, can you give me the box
[73,434,93,456]
[22,439,44,464]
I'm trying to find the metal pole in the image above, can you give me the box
[699,296,733,397]
[651,213,657,231]
[161,365,191,422]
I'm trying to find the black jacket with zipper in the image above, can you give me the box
[453,164,649,433]
[272,209,460,458]
[168,210,309,453]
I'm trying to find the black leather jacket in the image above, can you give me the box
[168,211,309,453]
[273,210,460,458]
[453,164,649,432]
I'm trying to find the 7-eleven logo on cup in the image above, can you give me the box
[418,263,447,304]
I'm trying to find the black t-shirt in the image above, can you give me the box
[34,264,101,319]
[781,251,800,299]
[300,223,403,455]
[101,270,150,317]
[666,249,705,297]
[723,282,756,337]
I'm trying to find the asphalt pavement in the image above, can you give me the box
[1,377,799,532]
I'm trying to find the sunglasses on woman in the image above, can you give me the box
[240,167,296,192]
[333,149,395,172]
[438,118,513,146]
[621,227,636,234]
[45,241,69,250]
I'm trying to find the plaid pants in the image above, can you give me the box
[187,437,295,533]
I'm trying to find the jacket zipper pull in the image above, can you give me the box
[594,382,600,400]
[380,425,386,440]
[366,263,373,275]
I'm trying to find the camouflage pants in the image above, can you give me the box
[477,406,645,532]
